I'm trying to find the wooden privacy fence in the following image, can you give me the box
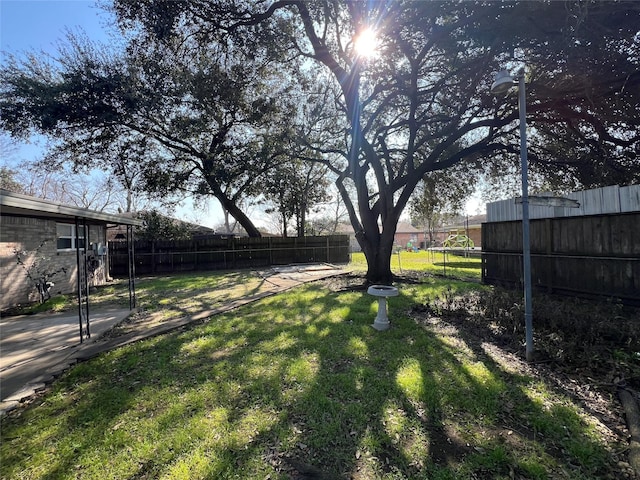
[108,235,350,276]
[481,212,640,304]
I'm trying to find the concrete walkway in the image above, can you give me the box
[1,308,133,407]
[0,264,345,415]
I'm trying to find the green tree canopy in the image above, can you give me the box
[409,164,476,246]
[0,31,297,237]
[4,1,638,282]
[261,160,330,237]
[135,210,193,241]
[109,0,638,282]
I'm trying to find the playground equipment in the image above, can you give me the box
[405,241,419,252]
[442,229,475,248]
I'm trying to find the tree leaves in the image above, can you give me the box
[0,22,301,237]
[3,0,638,266]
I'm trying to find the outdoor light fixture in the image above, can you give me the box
[491,67,534,362]
[490,69,517,95]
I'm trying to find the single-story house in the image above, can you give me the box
[335,215,486,253]
[393,222,422,249]
[432,214,485,249]
[335,221,422,253]
[1,189,143,311]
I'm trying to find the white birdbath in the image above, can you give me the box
[367,285,399,331]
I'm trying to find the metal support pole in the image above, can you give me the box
[76,218,84,343]
[349,59,361,176]
[518,74,534,362]
[127,224,137,309]
[75,217,90,342]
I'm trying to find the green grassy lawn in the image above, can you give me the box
[1,262,623,479]
[9,271,270,321]
[349,250,482,281]
[12,251,480,318]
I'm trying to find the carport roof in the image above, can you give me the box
[0,189,144,226]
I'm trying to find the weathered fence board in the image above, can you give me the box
[108,235,350,276]
[487,184,640,222]
[482,212,640,303]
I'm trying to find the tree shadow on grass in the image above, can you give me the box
[113,271,280,329]
[415,313,615,479]
[0,283,619,479]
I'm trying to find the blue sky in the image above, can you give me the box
[1,0,112,55]
[1,1,114,162]
[0,2,226,225]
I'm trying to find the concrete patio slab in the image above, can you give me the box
[0,264,346,415]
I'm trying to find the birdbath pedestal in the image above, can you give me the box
[367,285,399,331]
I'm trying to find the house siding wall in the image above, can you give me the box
[337,227,422,253]
[395,232,420,249]
[0,216,108,310]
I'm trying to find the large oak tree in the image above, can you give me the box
[110,0,639,283]
[0,32,297,237]
[3,1,638,282]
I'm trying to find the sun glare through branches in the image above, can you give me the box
[354,27,379,59]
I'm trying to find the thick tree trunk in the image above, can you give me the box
[363,249,394,284]
[126,189,133,213]
[361,239,394,284]
[222,200,262,237]
[358,223,397,285]
[297,203,306,237]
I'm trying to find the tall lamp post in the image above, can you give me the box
[349,59,362,176]
[491,68,534,362]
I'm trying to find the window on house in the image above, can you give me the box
[56,223,85,251]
